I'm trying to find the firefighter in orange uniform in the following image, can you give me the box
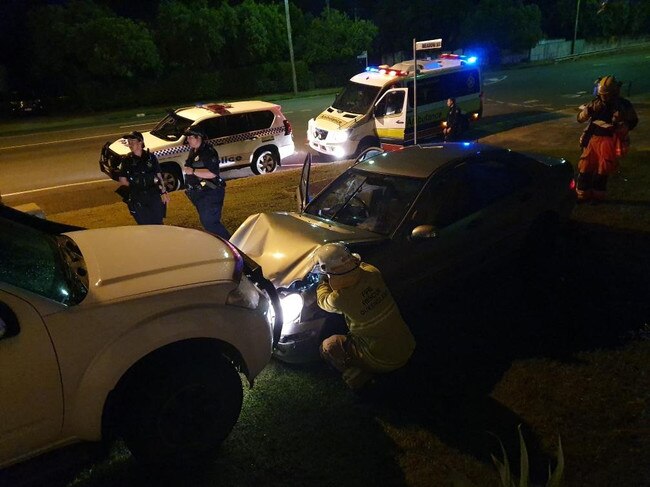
[576,75,638,202]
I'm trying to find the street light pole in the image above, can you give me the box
[284,0,298,95]
[572,0,581,55]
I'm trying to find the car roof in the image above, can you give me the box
[355,143,506,179]
[176,101,280,122]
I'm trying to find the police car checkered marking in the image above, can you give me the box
[153,145,191,158]
[152,126,285,159]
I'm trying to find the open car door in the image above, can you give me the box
[297,152,312,212]
[373,88,408,151]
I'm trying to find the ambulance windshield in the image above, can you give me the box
[332,81,381,115]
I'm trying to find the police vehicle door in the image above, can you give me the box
[373,88,408,150]
[200,115,246,169]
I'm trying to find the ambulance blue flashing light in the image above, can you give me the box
[467,56,478,64]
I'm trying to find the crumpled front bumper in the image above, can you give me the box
[274,315,327,364]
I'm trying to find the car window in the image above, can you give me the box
[150,113,193,141]
[305,169,422,235]
[406,69,481,107]
[412,164,476,228]
[332,81,382,115]
[412,156,531,228]
[465,154,531,208]
[0,219,84,305]
[377,91,405,116]
[247,111,275,130]
[221,114,249,137]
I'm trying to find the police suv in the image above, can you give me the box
[308,53,483,159]
[100,101,295,192]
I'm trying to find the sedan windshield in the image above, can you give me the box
[332,82,381,115]
[0,218,87,305]
[305,169,423,235]
[150,112,194,141]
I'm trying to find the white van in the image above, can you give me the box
[307,54,483,158]
[100,100,295,192]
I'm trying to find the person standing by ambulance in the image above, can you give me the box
[443,97,464,141]
[117,131,169,225]
[182,127,230,239]
[314,242,416,391]
[576,75,638,202]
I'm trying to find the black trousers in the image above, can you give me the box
[128,190,165,225]
[185,187,230,239]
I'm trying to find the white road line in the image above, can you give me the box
[484,76,508,85]
[0,120,155,139]
[3,179,109,197]
[522,99,540,104]
[0,133,125,151]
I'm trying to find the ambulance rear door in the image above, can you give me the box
[373,88,408,151]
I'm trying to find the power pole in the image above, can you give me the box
[284,0,298,95]
[571,0,581,55]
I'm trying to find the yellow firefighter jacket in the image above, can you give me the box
[316,262,416,371]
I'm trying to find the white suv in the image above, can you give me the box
[100,101,295,192]
[0,205,281,468]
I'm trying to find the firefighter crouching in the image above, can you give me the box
[576,75,638,202]
[117,131,169,225]
[315,243,416,391]
[182,127,230,240]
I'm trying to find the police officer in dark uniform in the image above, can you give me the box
[118,131,169,225]
[182,127,230,239]
[443,97,464,141]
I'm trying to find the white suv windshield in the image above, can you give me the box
[305,169,423,235]
[332,82,381,115]
[151,113,194,141]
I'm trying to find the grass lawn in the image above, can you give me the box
[14,102,650,487]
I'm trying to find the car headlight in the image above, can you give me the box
[280,293,303,326]
[329,130,349,143]
[333,146,347,159]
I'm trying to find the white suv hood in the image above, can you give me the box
[108,131,179,156]
[230,212,382,289]
[68,225,237,304]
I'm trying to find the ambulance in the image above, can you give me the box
[307,53,483,158]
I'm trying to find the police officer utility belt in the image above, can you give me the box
[186,177,226,191]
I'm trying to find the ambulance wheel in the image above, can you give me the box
[252,148,279,175]
[354,137,379,158]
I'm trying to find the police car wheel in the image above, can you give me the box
[161,171,181,192]
[251,149,279,175]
